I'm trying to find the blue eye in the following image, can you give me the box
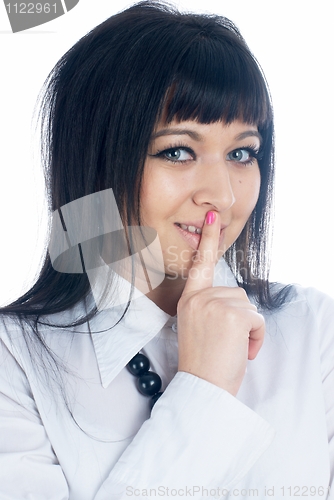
[227,147,260,165]
[153,146,195,164]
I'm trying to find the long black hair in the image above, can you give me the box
[1,1,292,332]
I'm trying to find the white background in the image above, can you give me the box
[0,0,333,305]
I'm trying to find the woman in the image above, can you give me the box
[0,1,333,499]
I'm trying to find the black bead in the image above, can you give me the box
[127,353,150,376]
[137,371,162,396]
[150,392,163,410]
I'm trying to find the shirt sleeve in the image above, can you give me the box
[94,371,275,500]
[0,331,275,500]
[0,336,69,499]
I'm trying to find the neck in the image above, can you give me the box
[145,275,186,316]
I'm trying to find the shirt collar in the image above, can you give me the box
[89,258,237,388]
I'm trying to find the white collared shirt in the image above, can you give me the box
[0,259,333,499]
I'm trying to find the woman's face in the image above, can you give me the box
[140,119,261,281]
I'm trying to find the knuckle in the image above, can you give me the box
[207,297,223,312]
[178,292,202,313]
[219,302,239,321]
[236,287,248,300]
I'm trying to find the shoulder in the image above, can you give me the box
[266,282,334,319]
[0,314,26,357]
[264,283,334,378]
[0,301,87,369]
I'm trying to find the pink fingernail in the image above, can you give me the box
[205,211,216,225]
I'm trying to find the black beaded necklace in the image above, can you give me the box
[127,352,164,410]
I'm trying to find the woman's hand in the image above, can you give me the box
[177,211,265,397]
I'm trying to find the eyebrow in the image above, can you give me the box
[151,128,203,141]
[151,127,262,144]
[235,130,263,144]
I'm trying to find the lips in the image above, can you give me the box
[175,223,202,234]
[174,220,226,234]
[174,221,227,251]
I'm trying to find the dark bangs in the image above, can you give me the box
[161,22,272,128]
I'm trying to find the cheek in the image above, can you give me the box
[140,166,162,217]
[234,171,261,216]
[141,165,189,219]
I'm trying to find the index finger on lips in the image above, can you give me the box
[183,210,221,294]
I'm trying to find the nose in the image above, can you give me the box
[192,161,236,212]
